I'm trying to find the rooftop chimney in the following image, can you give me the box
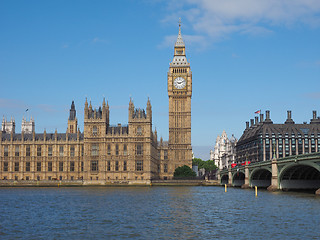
[255,116,259,125]
[285,110,295,124]
[260,113,264,123]
[250,119,254,127]
[311,110,320,124]
[266,110,270,119]
[246,121,249,129]
[264,110,273,124]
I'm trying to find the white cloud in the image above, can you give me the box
[160,0,320,47]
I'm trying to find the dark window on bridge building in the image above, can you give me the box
[298,139,303,154]
[304,138,309,153]
[285,138,289,157]
[81,161,84,172]
[265,138,270,160]
[291,139,296,155]
[278,139,283,158]
[311,139,316,153]
[107,161,111,171]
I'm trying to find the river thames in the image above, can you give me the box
[0,186,319,239]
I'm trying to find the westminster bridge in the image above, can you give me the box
[218,152,320,193]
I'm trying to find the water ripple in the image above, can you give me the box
[0,187,319,239]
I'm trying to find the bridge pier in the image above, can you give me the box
[241,162,250,189]
[316,188,320,195]
[228,168,232,186]
[267,158,279,191]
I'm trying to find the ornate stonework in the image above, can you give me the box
[0,24,192,183]
[210,130,237,170]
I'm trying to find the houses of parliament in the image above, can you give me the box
[0,25,193,184]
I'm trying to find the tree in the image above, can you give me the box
[174,165,196,179]
[192,158,203,168]
[202,160,217,172]
[192,158,217,172]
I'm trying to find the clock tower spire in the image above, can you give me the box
[167,20,192,176]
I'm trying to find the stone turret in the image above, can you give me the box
[2,116,15,134]
[67,101,77,133]
[21,116,35,134]
[147,98,152,122]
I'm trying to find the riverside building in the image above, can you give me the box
[0,24,193,184]
[236,110,320,163]
[210,130,237,170]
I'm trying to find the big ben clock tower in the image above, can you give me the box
[168,20,192,173]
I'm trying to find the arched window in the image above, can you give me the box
[93,126,97,135]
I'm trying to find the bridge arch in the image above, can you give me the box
[250,168,271,188]
[221,174,229,185]
[232,171,245,187]
[279,162,320,190]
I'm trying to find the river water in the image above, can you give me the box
[0,186,319,239]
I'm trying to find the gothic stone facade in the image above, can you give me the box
[0,26,192,183]
[210,130,237,170]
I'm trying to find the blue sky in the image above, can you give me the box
[1,0,320,160]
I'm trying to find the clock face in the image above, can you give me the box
[174,77,186,89]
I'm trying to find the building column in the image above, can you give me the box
[302,139,305,154]
[289,139,292,156]
[267,158,279,191]
[263,139,266,161]
[309,139,312,153]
